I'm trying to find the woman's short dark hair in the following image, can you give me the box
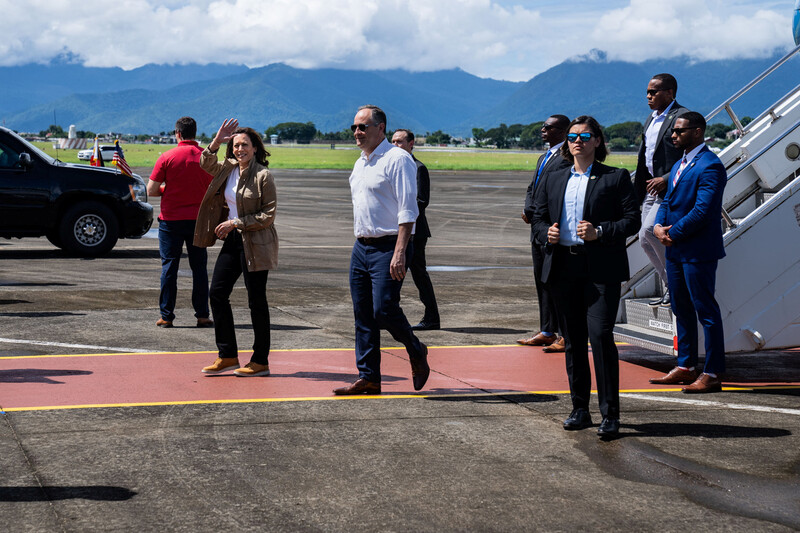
[226,127,270,166]
[560,115,608,163]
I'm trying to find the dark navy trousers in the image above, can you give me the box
[349,238,424,383]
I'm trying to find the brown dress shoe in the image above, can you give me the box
[542,336,565,353]
[156,318,173,328]
[202,357,240,374]
[649,367,698,385]
[196,317,214,328]
[682,373,722,394]
[517,332,558,346]
[333,378,381,396]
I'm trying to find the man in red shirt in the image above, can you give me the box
[147,117,214,328]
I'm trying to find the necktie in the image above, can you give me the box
[535,150,553,188]
[673,157,687,187]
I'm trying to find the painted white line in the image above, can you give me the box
[621,393,800,416]
[0,338,149,353]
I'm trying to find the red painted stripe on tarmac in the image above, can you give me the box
[0,345,797,411]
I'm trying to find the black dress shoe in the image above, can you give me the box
[333,378,381,395]
[410,343,430,391]
[411,320,440,331]
[597,417,620,438]
[563,408,592,430]
[647,295,663,307]
[659,290,671,308]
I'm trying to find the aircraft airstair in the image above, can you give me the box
[614,43,800,355]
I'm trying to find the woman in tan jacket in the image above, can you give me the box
[194,118,278,377]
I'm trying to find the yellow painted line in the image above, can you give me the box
[3,385,800,413]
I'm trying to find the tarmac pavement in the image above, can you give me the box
[1,168,799,532]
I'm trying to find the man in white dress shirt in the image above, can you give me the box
[333,105,430,396]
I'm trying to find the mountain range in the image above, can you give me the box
[1,50,797,137]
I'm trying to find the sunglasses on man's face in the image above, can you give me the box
[567,132,594,143]
[351,123,375,132]
[646,89,664,97]
[541,124,560,131]
[670,127,695,135]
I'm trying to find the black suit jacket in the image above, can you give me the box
[634,101,689,204]
[524,150,569,244]
[532,162,641,284]
[413,156,431,239]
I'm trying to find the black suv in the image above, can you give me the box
[0,127,153,256]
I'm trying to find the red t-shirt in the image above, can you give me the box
[149,141,213,221]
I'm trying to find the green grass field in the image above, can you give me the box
[33,142,638,172]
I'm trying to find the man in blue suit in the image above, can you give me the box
[651,111,727,393]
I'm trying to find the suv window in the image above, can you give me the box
[0,142,20,169]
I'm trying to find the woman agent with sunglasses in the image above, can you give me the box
[531,115,640,438]
[194,118,278,377]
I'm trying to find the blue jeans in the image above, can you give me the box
[158,219,209,321]
[349,238,424,383]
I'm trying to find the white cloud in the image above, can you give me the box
[0,0,793,81]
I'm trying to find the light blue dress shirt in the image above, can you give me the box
[559,165,592,246]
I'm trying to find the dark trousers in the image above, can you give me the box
[666,258,725,374]
[210,231,270,365]
[531,242,559,334]
[551,249,621,419]
[158,219,209,321]
[349,238,425,383]
[409,236,439,322]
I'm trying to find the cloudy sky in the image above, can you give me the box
[1,0,796,81]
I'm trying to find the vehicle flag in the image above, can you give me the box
[89,136,104,167]
[112,139,133,177]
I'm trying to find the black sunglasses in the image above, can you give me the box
[351,123,376,132]
[567,132,594,143]
[541,124,561,131]
[671,127,696,135]
[646,89,664,96]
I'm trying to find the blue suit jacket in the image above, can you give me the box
[655,146,727,262]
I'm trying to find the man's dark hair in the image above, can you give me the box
[651,73,678,95]
[550,114,570,130]
[560,115,608,163]
[359,104,387,129]
[677,111,707,133]
[225,127,270,166]
[394,128,414,142]
[175,116,197,139]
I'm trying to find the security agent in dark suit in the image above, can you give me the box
[532,116,641,438]
[635,73,689,307]
[519,115,571,351]
[651,112,727,394]
[392,129,440,330]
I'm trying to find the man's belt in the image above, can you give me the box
[357,235,398,245]
[559,244,586,255]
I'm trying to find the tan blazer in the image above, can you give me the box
[193,148,278,271]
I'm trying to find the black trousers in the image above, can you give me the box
[531,242,559,334]
[551,248,621,419]
[210,231,270,365]
[409,236,439,322]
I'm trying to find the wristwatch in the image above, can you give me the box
[595,225,604,239]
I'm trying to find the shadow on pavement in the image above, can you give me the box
[0,369,93,384]
[0,486,137,502]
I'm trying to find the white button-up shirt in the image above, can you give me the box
[559,165,591,246]
[644,100,675,177]
[349,138,419,238]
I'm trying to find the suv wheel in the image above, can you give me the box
[59,201,119,256]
